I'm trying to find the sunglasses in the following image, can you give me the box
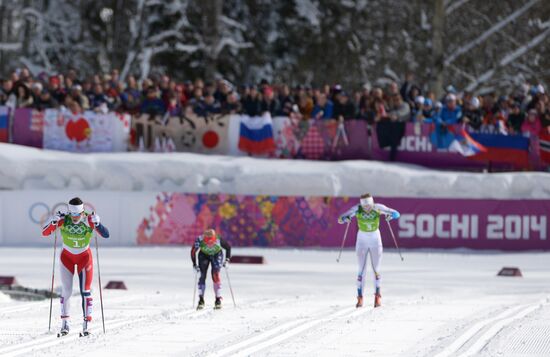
[69,212,83,217]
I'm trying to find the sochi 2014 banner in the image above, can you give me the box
[3,191,548,250]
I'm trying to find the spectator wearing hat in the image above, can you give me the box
[48,76,66,104]
[439,94,462,125]
[414,98,436,123]
[30,82,44,104]
[462,97,483,132]
[311,93,334,120]
[333,91,357,120]
[261,86,281,116]
[70,84,90,110]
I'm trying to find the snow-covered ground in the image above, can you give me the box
[0,247,549,357]
[1,143,550,199]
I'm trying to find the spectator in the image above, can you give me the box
[260,86,281,116]
[462,97,483,131]
[202,93,222,115]
[241,86,262,116]
[223,91,241,114]
[387,94,410,122]
[521,109,542,137]
[35,89,59,110]
[297,92,314,119]
[89,83,110,112]
[48,76,66,104]
[0,79,14,105]
[140,87,166,115]
[400,73,415,101]
[311,93,334,120]
[30,82,43,104]
[14,82,34,108]
[414,98,436,123]
[166,93,183,116]
[333,92,357,120]
[439,94,462,125]
[70,85,90,110]
[507,101,524,134]
[369,87,388,123]
[278,84,294,116]
[536,99,550,129]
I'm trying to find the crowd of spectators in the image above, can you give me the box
[1,68,549,137]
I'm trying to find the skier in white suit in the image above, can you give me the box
[338,193,400,308]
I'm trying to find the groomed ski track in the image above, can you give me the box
[1,248,549,356]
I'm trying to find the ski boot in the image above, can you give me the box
[80,317,91,337]
[214,297,222,310]
[356,296,363,308]
[374,293,382,308]
[57,320,69,337]
[197,296,205,310]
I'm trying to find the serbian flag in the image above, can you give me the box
[448,127,487,156]
[238,113,276,155]
[469,133,530,167]
[0,106,9,142]
[540,132,550,164]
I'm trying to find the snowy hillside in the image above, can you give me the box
[1,143,549,199]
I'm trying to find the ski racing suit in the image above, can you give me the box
[338,203,399,297]
[191,235,231,299]
[42,214,109,323]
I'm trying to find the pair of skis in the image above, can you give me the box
[57,330,90,338]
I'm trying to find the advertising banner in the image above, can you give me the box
[12,108,44,148]
[2,193,548,251]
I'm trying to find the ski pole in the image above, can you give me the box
[224,266,236,308]
[94,231,106,333]
[48,227,58,332]
[192,268,198,308]
[386,219,404,261]
[336,221,351,263]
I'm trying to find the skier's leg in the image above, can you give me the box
[198,253,209,298]
[211,252,223,298]
[355,233,368,298]
[77,249,94,322]
[59,250,75,328]
[369,231,383,294]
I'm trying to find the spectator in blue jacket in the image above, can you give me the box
[311,93,334,120]
[140,87,166,115]
[438,94,462,125]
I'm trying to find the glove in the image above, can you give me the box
[90,213,101,225]
[386,211,400,221]
[223,258,230,268]
[338,216,351,224]
[50,211,63,225]
[193,264,200,273]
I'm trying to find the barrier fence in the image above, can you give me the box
[1,106,546,170]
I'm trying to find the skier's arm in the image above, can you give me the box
[42,213,64,236]
[374,203,400,220]
[87,213,110,238]
[338,204,359,224]
[190,238,199,266]
[220,238,232,260]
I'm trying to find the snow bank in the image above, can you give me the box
[1,143,549,198]
[0,291,11,302]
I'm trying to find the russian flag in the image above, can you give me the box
[448,127,487,156]
[0,106,9,142]
[540,132,550,164]
[238,113,276,155]
[469,132,530,167]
